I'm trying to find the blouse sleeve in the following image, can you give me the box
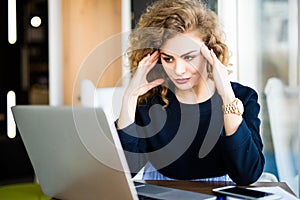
[220,87,265,185]
[116,121,148,176]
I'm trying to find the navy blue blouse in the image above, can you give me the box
[117,82,265,185]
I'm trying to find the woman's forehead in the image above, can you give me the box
[160,33,203,56]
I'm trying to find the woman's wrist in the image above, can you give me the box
[117,95,138,129]
[220,89,236,105]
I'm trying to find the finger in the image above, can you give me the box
[135,55,156,78]
[132,78,164,96]
[144,79,165,93]
[140,51,159,64]
[210,49,228,71]
[200,43,213,64]
[147,51,160,68]
[210,49,217,65]
[149,50,159,60]
[149,78,164,87]
[138,54,151,66]
[142,52,160,74]
[138,51,159,68]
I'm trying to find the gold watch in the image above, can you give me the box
[222,98,244,116]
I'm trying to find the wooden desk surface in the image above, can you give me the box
[51,181,296,199]
[143,180,296,196]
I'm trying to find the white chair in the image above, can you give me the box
[264,77,299,195]
[80,79,126,122]
[80,79,145,180]
[255,172,278,183]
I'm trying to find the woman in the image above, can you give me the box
[116,0,264,185]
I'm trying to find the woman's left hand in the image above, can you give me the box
[201,43,243,136]
[200,43,235,104]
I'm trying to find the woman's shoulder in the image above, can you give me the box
[230,82,259,102]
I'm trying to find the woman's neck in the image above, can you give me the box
[175,79,215,104]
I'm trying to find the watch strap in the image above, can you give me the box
[222,98,243,115]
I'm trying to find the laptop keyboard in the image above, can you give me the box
[138,194,163,200]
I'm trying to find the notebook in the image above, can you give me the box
[12,105,215,200]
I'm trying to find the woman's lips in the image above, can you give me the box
[175,78,190,84]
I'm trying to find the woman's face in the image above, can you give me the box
[160,31,208,91]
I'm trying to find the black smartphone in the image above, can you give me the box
[212,186,281,199]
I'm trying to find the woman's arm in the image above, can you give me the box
[220,88,264,185]
[201,44,243,136]
[117,51,163,129]
[201,44,264,184]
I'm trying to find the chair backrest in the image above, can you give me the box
[80,79,126,122]
[264,77,299,193]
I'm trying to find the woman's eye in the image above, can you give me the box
[184,55,194,61]
[162,57,173,63]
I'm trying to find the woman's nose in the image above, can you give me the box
[174,60,186,75]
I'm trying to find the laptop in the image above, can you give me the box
[12,105,215,200]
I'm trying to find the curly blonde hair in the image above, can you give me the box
[127,0,229,106]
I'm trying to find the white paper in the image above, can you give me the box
[214,186,299,200]
[247,186,299,200]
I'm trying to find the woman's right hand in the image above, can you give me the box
[126,51,164,97]
[117,51,164,129]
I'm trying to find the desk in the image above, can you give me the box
[143,180,296,196]
[51,181,296,199]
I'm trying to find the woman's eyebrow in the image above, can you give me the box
[181,50,198,57]
[160,50,199,57]
[160,52,173,57]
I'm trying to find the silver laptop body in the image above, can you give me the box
[12,105,215,200]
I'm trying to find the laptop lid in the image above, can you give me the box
[12,105,138,200]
